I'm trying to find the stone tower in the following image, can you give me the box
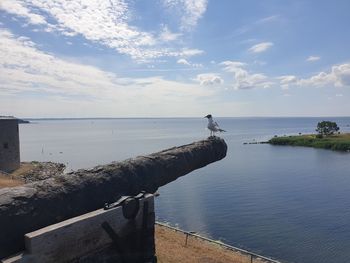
[0,117,20,173]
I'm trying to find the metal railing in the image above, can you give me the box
[156,221,281,263]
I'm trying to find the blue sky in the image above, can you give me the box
[1,0,350,117]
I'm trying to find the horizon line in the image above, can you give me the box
[16,116,350,120]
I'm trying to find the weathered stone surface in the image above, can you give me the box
[0,118,20,173]
[0,137,227,259]
[9,162,66,184]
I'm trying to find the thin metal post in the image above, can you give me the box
[185,233,189,247]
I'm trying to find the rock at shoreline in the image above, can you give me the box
[20,161,65,183]
[18,119,30,124]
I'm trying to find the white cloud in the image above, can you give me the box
[278,63,350,89]
[221,60,350,91]
[336,94,343,97]
[306,56,321,62]
[0,29,118,97]
[163,0,208,31]
[331,63,350,87]
[299,72,332,87]
[0,0,47,25]
[177,58,202,68]
[299,64,350,87]
[0,28,215,116]
[0,0,203,61]
[177,58,191,65]
[159,25,182,42]
[219,57,350,92]
[178,48,204,57]
[248,42,273,53]
[220,61,247,72]
[196,73,223,85]
[277,75,298,90]
[220,61,272,90]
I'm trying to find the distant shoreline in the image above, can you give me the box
[268,133,350,152]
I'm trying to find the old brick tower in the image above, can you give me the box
[0,117,20,172]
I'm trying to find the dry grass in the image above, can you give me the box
[0,175,23,188]
[0,163,35,188]
[10,162,36,177]
[155,224,268,263]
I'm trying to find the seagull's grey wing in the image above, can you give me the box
[214,121,226,132]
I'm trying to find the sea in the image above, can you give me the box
[19,117,350,263]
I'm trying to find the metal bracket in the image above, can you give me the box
[104,191,150,220]
[104,191,147,210]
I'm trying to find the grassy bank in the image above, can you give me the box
[268,133,350,151]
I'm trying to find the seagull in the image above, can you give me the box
[204,114,226,137]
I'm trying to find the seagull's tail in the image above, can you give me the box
[218,129,226,132]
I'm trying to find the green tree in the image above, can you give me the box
[316,121,339,136]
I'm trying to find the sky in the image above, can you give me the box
[1,0,350,118]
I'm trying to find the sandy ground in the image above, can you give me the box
[155,224,270,263]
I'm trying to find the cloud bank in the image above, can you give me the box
[0,0,204,61]
[196,73,223,85]
[220,61,272,89]
[163,0,208,31]
[0,28,214,116]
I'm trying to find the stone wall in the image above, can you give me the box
[0,118,20,172]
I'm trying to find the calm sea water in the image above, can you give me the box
[19,117,350,263]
